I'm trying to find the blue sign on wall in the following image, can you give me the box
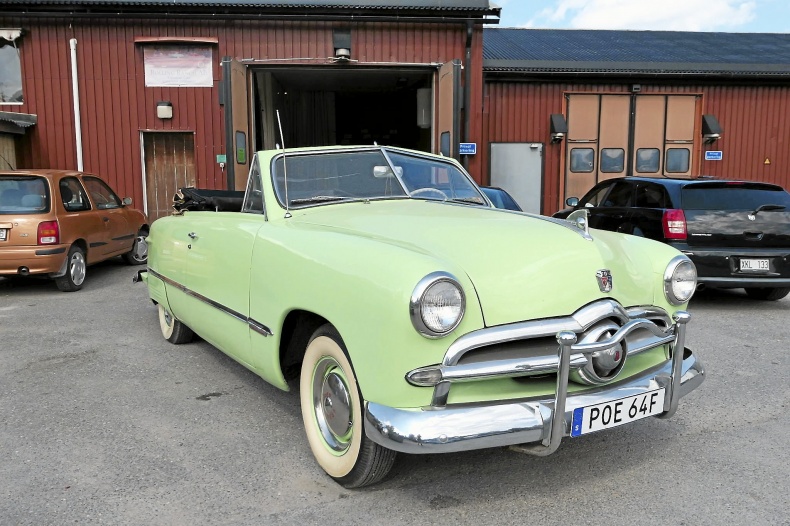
[705,151,723,161]
[459,142,477,155]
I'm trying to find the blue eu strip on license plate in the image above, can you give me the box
[571,388,665,437]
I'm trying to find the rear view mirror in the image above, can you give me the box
[566,196,579,207]
[373,166,403,178]
[122,197,133,206]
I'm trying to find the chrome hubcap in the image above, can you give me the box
[132,235,148,262]
[312,357,353,452]
[70,252,86,285]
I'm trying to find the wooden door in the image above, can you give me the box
[436,59,461,159]
[142,132,196,221]
[0,133,16,169]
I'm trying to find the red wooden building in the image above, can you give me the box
[1,0,498,219]
[3,3,790,218]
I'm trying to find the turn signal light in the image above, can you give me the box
[662,209,687,240]
[37,220,60,245]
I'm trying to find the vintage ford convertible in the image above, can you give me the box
[139,145,704,488]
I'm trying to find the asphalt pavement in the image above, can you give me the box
[1,261,788,525]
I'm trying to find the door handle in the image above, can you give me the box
[102,217,110,222]
[188,232,197,239]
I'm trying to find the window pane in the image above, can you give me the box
[570,148,594,173]
[665,148,690,173]
[635,184,667,208]
[635,148,660,173]
[602,182,633,207]
[0,44,23,103]
[60,177,91,212]
[600,148,624,173]
[83,177,121,209]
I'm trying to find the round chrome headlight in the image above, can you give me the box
[410,272,465,338]
[664,256,697,305]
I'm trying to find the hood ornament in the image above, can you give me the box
[596,270,613,292]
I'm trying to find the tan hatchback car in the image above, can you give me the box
[0,170,149,291]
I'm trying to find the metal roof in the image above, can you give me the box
[483,28,790,78]
[3,0,497,10]
[0,111,37,128]
[4,0,501,22]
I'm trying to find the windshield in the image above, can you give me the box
[0,176,50,214]
[272,148,486,208]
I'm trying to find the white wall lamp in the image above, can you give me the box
[156,101,173,120]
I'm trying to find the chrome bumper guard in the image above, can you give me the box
[364,311,704,455]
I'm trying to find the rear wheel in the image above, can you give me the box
[300,324,396,488]
[745,287,790,301]
[158,304,194,344]
[55,245,86,292]
[123,229,148,265]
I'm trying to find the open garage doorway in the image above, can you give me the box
[222,59,461,190]
[250,67,435,152]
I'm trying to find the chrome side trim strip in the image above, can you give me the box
[148,268,273,337]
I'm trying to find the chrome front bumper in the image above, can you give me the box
[364,312,704,455]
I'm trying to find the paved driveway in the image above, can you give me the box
[1,262,788,525]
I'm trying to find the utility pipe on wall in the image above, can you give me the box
[69,38,84,171]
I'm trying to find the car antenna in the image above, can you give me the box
[276,109,291,219]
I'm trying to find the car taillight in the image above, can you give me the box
[37,220,60,245]
[662,209,687,240]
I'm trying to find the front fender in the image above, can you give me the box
[249,222,485,409]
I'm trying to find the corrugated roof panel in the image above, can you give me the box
[3,0,496,9]
[483,29,790,75]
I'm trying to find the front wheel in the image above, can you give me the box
[55,245,86,292]
[300,324,396,488]
[745,287,790,301]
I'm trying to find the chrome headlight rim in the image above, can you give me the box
[409,271,466,339]
[663,255,697,306]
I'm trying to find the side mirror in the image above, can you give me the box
[122,197,133,206]
[565,197,579,207]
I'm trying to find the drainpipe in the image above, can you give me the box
[462,20,473,170]
[69,38,84,171]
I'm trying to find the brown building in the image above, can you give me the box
[482,29,790,214]
[3,3,790,219]
[1,0,498,220]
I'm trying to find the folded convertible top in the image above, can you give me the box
[173,187,245,213]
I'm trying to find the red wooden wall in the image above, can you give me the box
[0,16,484,206]
[482,81,790,214]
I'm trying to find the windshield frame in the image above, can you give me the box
[269,146,489,210]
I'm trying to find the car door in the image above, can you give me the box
[631,181,671,240]
[81,176,135,256]
[178,165,266,369]
[57,176,108,260]
[580,180,635,232]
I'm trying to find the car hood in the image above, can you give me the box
[289,200,664,326]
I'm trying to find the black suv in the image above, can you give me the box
[555,177,790,300]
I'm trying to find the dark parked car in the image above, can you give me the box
[481,186,523,211]
[554,177,790,300]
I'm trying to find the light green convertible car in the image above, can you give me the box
[139,145,704,488]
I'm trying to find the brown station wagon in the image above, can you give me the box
[0,170,149,291]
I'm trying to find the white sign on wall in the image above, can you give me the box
[144,45,213,87]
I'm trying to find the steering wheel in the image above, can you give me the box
[409,187,448,200]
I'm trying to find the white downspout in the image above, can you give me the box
[69,38,84,171]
